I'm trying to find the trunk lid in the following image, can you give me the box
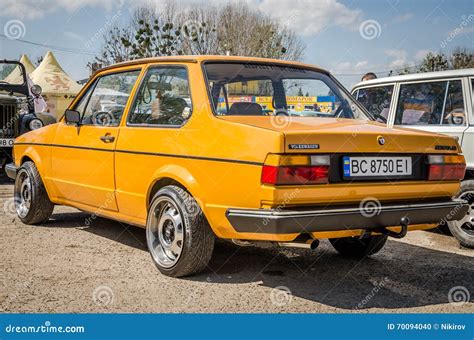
[220,116,460,154]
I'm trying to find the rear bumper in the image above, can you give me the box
[226,199,469,234]
[5,163,17,179]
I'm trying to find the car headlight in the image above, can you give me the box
[29,118,43,130]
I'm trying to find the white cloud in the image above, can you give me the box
[331,60,369,73]
[414,49,432,61]
[0,0,119,20]
[354,61,368,69]
[385,49,407,69]
[332,62,352,72]
[254,0,363,36]
[392,13,413,23]
[64,31,83,40]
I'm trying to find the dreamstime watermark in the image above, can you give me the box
[4,19,26,40]
[440,14,474,48]
[359,19,381,40]
[5,321,85,334]
[448,286,470,306]
[270,286,293,306]
[92,285,115,307]
[261,189,300,227]
[270,113,292,129]
[183,195,203,218]
[92,113,117,127]
[354,277,389,309]
[2,279,32,309]
[3,197,19,219]
[359,197,382,217]
[440,192,473,225]
[181,20,203,41]
[84,192,115,226]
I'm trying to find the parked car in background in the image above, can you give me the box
[0,60,56,176]
[7,56,469,278]
[352,69,474,248]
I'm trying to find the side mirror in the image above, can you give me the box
[64,109,81,125]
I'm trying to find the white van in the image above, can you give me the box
[352,69,474,248]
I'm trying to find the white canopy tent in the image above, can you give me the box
[30,51,82,117]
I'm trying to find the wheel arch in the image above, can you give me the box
[146,164,203,211]
[18,149,50,197]
[19,148,45,174]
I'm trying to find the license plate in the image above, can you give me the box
[343,156,412,178]
[0,138,14,147]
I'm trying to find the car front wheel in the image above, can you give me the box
[14,161,54,225]
[146,185,215,277]
[329,234,388,258]
[448,180,474,249]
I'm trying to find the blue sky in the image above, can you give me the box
[0,0,472,88]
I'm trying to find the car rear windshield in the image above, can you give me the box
[204,62,370,120]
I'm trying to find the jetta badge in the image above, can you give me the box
[377,136,385,145]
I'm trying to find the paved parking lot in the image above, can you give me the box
[0,182,472,313]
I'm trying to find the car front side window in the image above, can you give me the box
[356,85,393,122]
[79,70,140,127]
[128,66,192,126]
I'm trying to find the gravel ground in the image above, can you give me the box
[0,181,473,313]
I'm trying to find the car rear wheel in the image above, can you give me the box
[448,180,474,249]
[146,185,215,277]
[329,234,388,258]
[14,161,54,225]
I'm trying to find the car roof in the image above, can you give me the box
[352,68,474,90]
[96,55,328,75]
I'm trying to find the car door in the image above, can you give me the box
[114,65,194,221]
[50,69,141,210]
[393,78,469,142]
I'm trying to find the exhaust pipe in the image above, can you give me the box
[277,239,319,250]
[232,238,320,250]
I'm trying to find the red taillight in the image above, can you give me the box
[428,164,466,181]
[261,165,329,185]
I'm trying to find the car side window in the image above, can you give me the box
[356,85,393,122]
[395,80,466,126]
[128,67,192,126]
[79,70,140,126]
[442,80,465,125]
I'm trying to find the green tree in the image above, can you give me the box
[397,48,473,75]
[450,47,474,69]
[419,52,449,72]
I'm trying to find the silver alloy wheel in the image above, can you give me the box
[14,169,32,218]
[147,196,185,268]
[450,191,474,236]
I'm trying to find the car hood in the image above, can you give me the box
[219,116,461,154]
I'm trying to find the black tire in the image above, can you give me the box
[14,161,54,225]
[146,185,215,277]
[329,234,388,258]
[447,180,474,248]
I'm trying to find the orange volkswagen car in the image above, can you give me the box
[7,56,469,277]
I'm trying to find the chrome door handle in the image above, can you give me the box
[100,135,115,143]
